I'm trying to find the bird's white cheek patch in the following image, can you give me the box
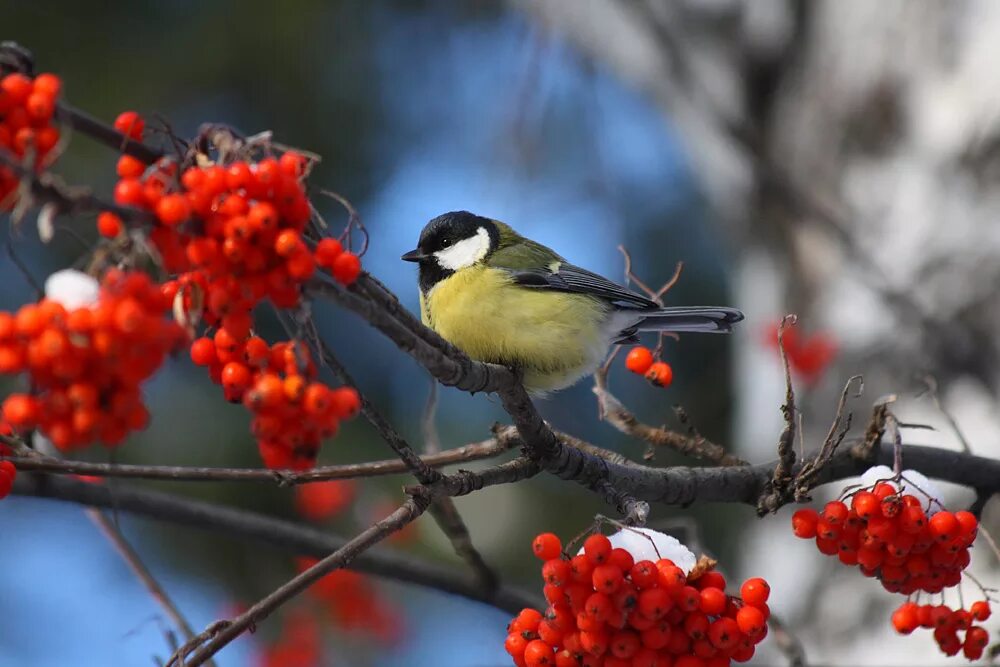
[434,226,491,270]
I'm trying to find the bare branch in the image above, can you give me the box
[86,509,204,662]
[13,475,542,613]
[422,377,442,454]
[758,315,799,514]
[921,375,973,453]
[55,103,164,164]
[593,367,747,466]
[172,498,428,666]
[1,431,518,484]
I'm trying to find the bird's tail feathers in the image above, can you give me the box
[631,306,744,334]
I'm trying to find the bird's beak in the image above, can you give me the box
[401,249,428,262]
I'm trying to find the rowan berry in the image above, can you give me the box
[628,561,658,590]
[609,548,635,573]
[928,511,960,542]
[330,386,361,419]
[331,251,362,285]
[698,588,727,616]
[625,347,654,375]
[114,178,145,207]
[821,500,849,525]
[592,564,624,595]
[970,600,991,621]
[533,533,563,561]
[30,73,61,99]
[644,361,673,388]
[584,534,613,565]
[966,626,989,649]
[505,633,528,658]
[851,491,879,519]
[543,559,573,587]
[696,571,726,592]
[2,394,39,429]
[657,563,686,591]
[1,74,32,105]
[156,194,191,226]
[314,238,343,268]
[675,586,701,612]
[114,111,145,140]
[221,361,252,393]
[899,505,928,534]
[791,508,819,538]
[97,212,124,238]
[739,578,769,607]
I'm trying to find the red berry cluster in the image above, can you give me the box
[257,607,322,667]
[189,333,360,470]
[0,269,185,449]
[103,121,361,310]
[793,481,990,661]
[792,484,978,595]
[0,72,62,208]
[891,599,991,660]
[295,479,358,521]
[624,347,673,389]
[97,111,365,468]
[506,532,771,667]
[765,322,837,385]
[297,557,403,643]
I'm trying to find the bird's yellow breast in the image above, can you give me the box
[420,266,610,392]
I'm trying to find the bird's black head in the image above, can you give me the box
[401,211,500,292]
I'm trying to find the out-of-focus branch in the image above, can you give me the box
[758,315,799,513]
[302,322,443,485]
[86,509,203,661]
[55,103,164,164]
[172,498,427,667]
[13,475,542,613]
[0,147,154,222]
[304,329,499,593]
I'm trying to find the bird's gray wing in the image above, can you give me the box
[507,262,656,308]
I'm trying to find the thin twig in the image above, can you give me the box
[593,366,747,466]
[86,509,206,664]
[54,103,164,164]
[921,375,973,454]
[792,375,863,500]
[768,613,808,667]
[757,315,798,514]
[170,498,428,666]
[317,189,369,257]
[303,323,500,593]
[422,376,442,454]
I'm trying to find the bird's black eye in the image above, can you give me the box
[440,237,452,247]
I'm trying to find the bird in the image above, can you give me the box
[401,211,743,394]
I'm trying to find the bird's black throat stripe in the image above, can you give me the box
[418,262,454,293]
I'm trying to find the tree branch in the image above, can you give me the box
[0,430,518,484]
[305,330,500,593]
[593,366,747,466]
[172,497,429,666]
[12,475,541,614]
[86,509,204,661]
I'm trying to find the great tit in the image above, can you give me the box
[402,211,743,393]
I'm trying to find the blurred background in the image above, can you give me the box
[3,1,1000,665]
